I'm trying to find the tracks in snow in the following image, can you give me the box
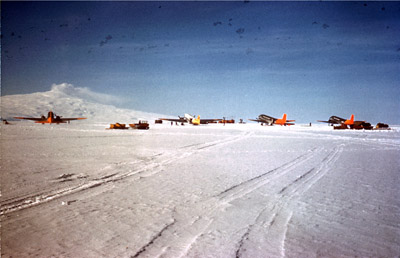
[2,131,345,258]
[216,147,318,204]
[235,144,344,258]
[0,131,252,215]
[131,144,344,258]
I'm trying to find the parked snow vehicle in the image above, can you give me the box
[350,121,373,130]
[219,119,235,124]
[108,123,128,129]
[334,124,348,130]
[129,120,149,130]
[375,123,390,130]
[334,121,373,130]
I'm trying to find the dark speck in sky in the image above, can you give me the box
[322,24,330,29]
[100,35,113,46]
[236,28,245,34]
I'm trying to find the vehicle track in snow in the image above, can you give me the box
[0,131,252,215]
[2,131,345,258]
[131,144,344,258]
[235,144,344,258]
[129,145,338,258]
[215,146,319,203]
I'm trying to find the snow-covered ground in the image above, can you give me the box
[1,121,399,257]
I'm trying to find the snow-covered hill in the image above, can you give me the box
[1,83,166,123]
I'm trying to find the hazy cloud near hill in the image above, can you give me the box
[51,83,123,105]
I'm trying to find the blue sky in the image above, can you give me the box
[2,1,399,123]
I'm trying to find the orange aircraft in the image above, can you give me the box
[14,111,86,124]
[318,114,359,126]
[249,113,295,126]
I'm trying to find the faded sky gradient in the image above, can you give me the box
[1,1,399,123]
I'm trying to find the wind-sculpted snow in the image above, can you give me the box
[1,83,165,122]
[1,123,399,257]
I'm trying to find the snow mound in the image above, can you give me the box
[1,83,164,123]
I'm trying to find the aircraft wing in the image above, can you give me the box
[248,118,275,123]
[248,118,275,125]
[317,120,340,124]
[159,118,187,123]
[200,119,222,124]
[284,122,295,126]
[286,120,296,122]
[14,117,44,121]
[248,119,263,123]
[317,116,346,125]
[60,118,87,122]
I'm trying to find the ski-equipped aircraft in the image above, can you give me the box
[14,111,87,124]
[317,114,354,126]
[318,114,374,129]
[248,113,295,126]
[159,114,222,125]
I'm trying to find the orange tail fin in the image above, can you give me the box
[344,114,354,125]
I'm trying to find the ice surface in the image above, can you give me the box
[1,122,399,257]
